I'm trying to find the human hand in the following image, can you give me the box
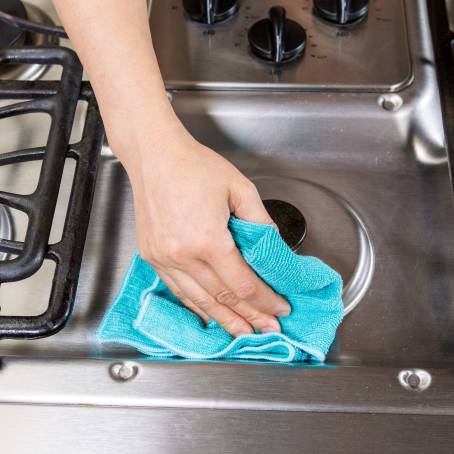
[123,130,291,337]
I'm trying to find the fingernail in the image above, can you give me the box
[277,307,291,317]
[261,325,279,334]
[261,320,281,333]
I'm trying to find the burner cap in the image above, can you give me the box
[263,199,307,251]
[0,0,28,48]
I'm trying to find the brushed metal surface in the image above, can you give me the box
[2,405,454,454]
[0,0,453,452]
[150,0,412,91]
[0,0,450,367]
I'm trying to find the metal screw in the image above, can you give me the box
[109,362,139,382]
[378,94,403,112]
[398,369,431,392]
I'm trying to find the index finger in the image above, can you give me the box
[207,242,291,317]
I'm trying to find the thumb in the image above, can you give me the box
[229,181,277,228]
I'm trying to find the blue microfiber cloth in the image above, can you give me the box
[97,217,344,362]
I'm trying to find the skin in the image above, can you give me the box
[53,0,291,336]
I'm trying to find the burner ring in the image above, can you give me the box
[0,204,12,261]
[252,175,375,317]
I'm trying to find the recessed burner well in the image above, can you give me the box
[253,175,375,316]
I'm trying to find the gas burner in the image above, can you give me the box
[263,199,307,251]
[253,175,375,316]
[0,205,12,261]
[0,2,58,81]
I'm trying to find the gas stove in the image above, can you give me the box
[1,1,454,453]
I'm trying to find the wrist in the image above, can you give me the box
[108,112,196,181]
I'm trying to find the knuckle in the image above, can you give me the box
[236,280,258,300]
[193,237,216,258]
[148,248,165,265]
[243,180,259,197]
[222,318,246,336]
[215,289,238,306]
[162,240,186,264]
[246,312,265,325]
[191,296,211,310]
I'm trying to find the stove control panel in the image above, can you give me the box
[150,0,411,92]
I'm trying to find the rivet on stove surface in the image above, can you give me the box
[398,369,432,392]
[378,94,403,112]
[109,361,140,382]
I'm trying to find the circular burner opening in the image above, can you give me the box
[0,205,13,261]
[263,199,307,251]
[0,0,28,49]
[253,175,375,316]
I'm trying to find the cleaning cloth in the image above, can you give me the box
[97,217,344,362]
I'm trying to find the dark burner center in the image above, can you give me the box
[263,199,307,251]
[0,0,28,49]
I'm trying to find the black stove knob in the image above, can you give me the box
[313,0,369,25]
[248,6,307,64]
[183,0,238,25]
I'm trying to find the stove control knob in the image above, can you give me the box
[248,6,307,64]
[313,0,369,25]
[183,0,238,25]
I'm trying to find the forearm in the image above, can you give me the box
[54,0,288,336]
[53,0,185,171]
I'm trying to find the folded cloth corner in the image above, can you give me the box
[96,217,344,362]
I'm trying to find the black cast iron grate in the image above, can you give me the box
[0,47,104,338]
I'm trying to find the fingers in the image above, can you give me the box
[230,180,276,227]
[157,268,210,323]
[208,239,291,317]
[184,260,282,333]
[167,268,254,337]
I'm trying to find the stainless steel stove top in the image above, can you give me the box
[1,1,454,453]
[151,0,412,91]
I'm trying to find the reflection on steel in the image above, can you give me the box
[0,204,12,262]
